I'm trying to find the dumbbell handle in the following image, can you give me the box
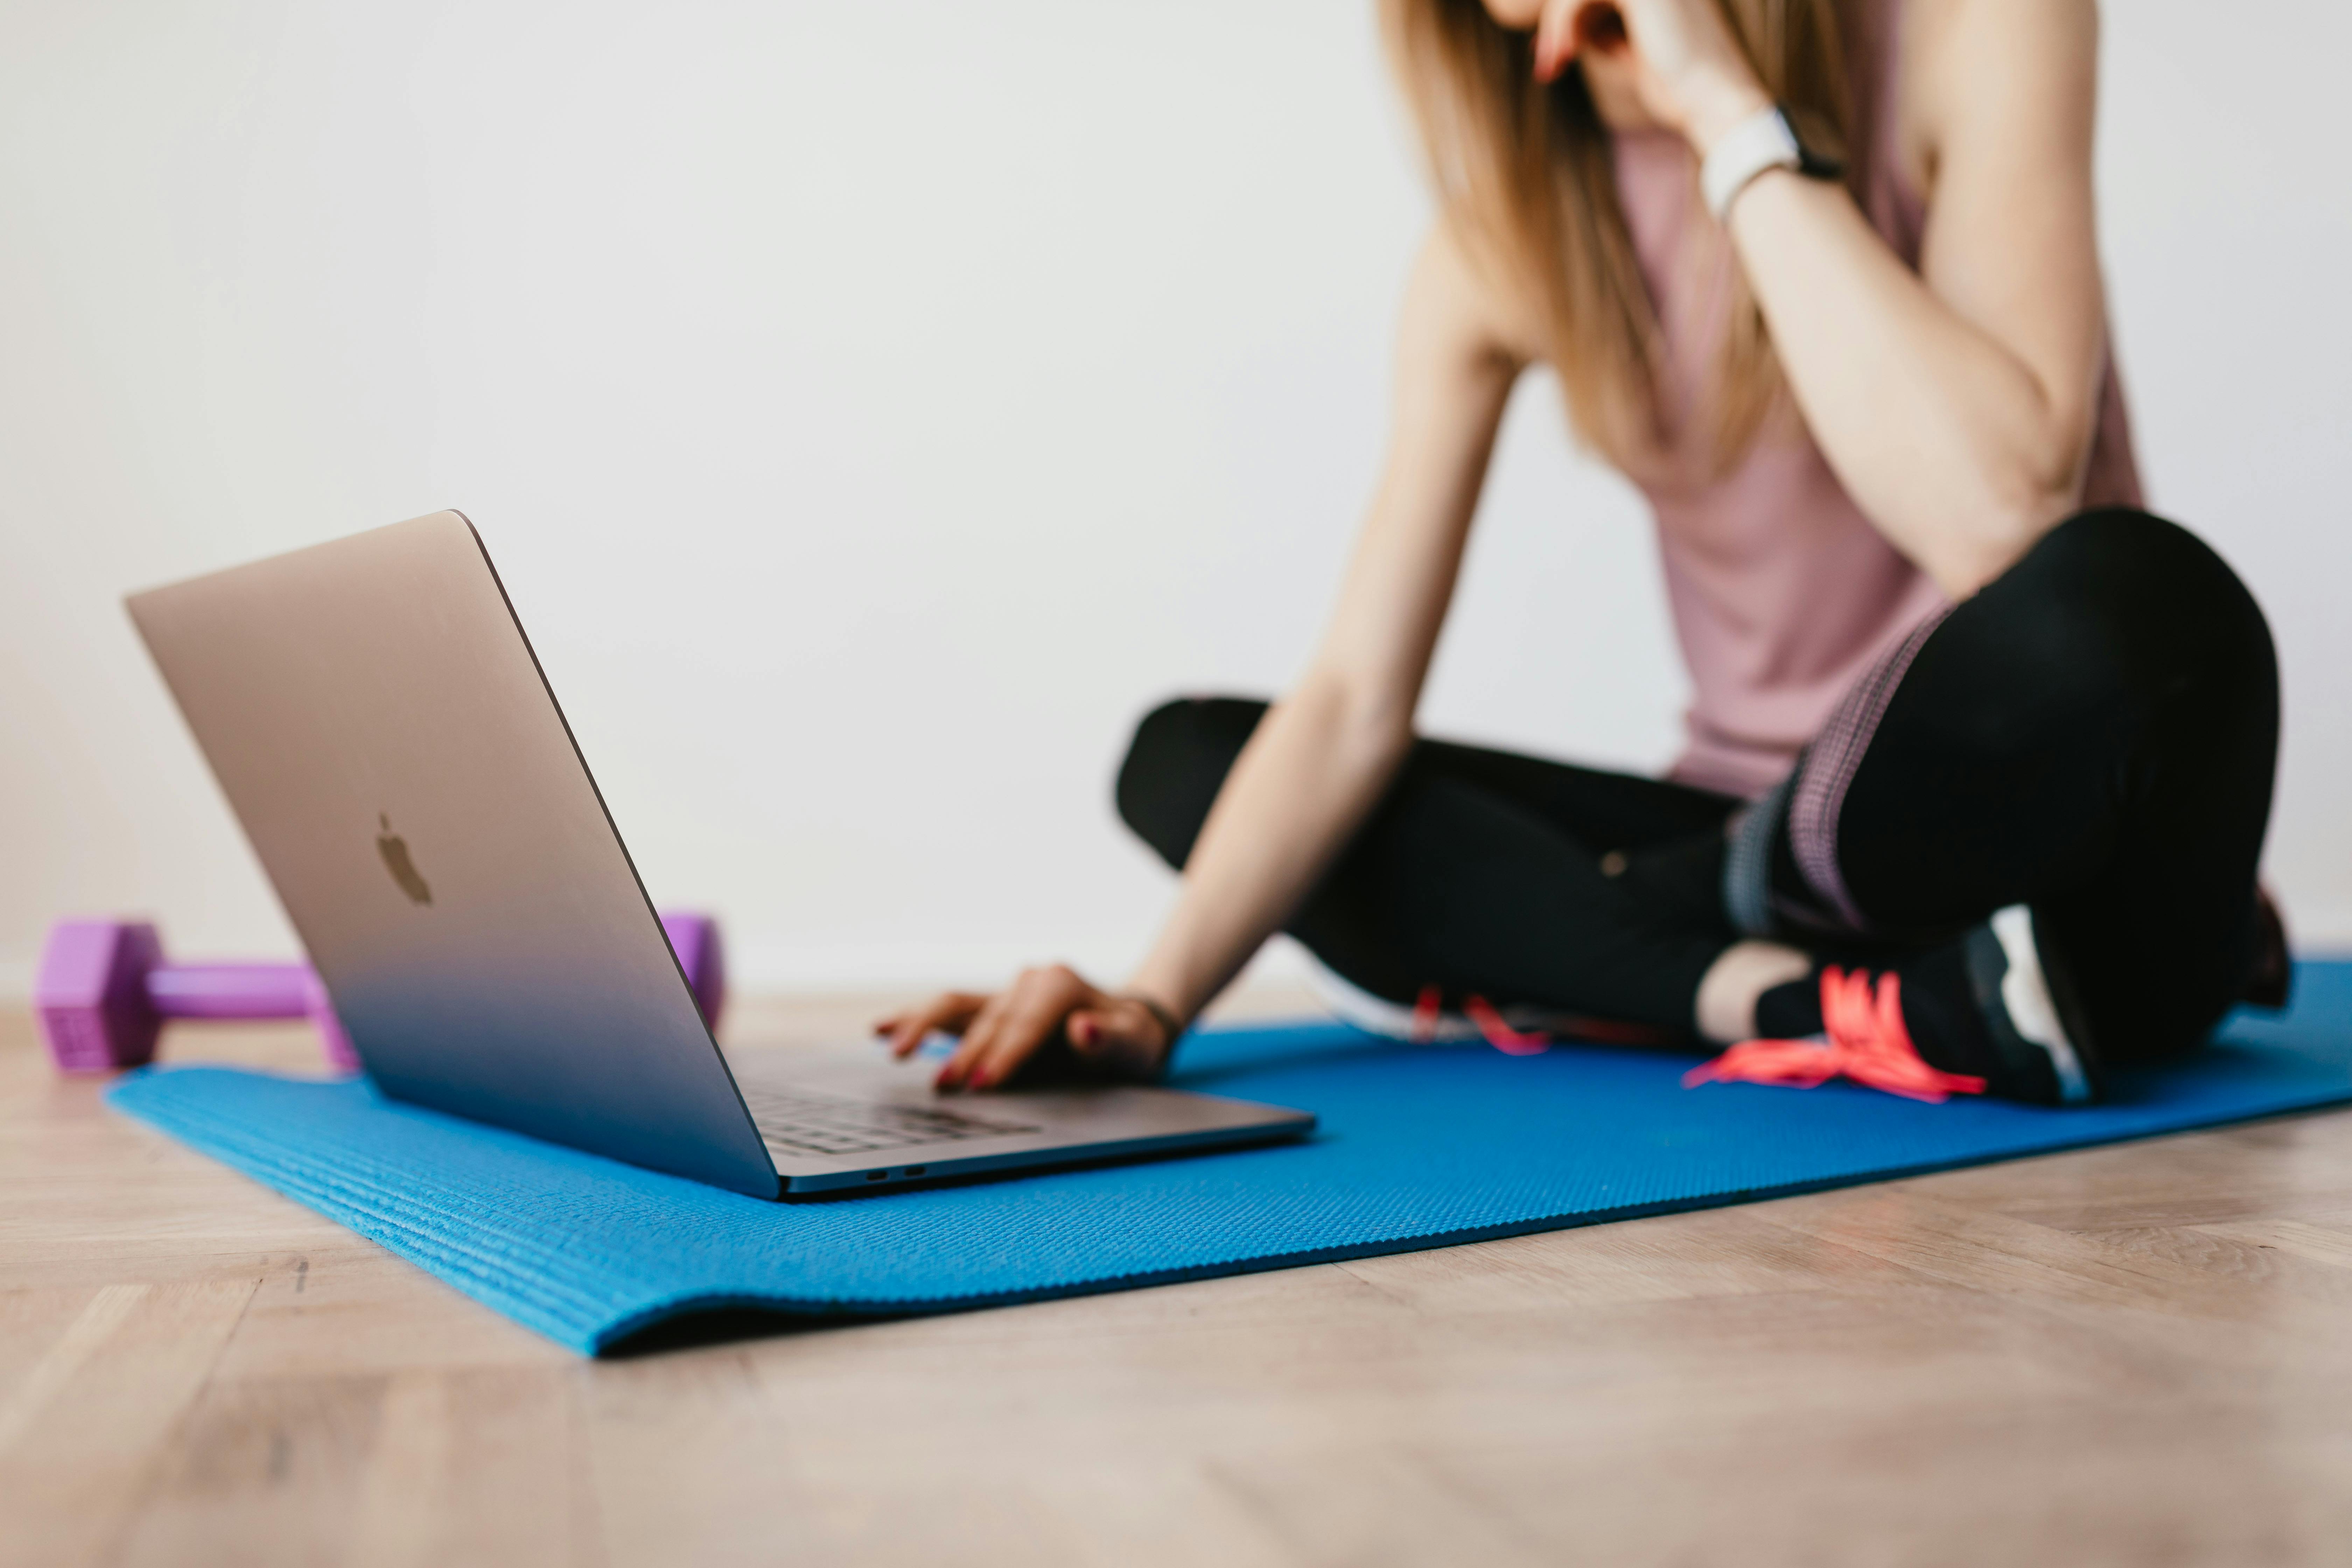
[37,910,725,1076]
[144,963,314,1019]
[136,915,721,1027]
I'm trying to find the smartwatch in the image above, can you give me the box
[1700,103,1846,221]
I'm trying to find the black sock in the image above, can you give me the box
[1754,972,1824,1038]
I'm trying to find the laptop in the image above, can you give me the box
[124,511,1314,1198]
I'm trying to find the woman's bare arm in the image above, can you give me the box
[1719,0,2109,596]
[1116,238,1526,1031]
[877,227,1527,1089]
[1540,0,2112,597]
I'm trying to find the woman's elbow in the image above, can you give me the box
[1938,432,2091,597]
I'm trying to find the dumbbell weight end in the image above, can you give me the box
[661,911,727,1035]
[36,921,166,1073]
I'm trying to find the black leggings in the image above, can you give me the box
[1115,510,2278,1065]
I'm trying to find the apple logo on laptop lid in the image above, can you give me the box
[376,813,433,906]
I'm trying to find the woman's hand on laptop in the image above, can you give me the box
[875,966,1176,1092]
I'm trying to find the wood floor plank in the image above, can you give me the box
[0,1277,256,1568]
[1764,1182,2338,1323]
[0,1285,111,1415]
[346,1368,592,1568]
[1207,1444,1558,1568]
[2196,1215,2352,1271]
[206,1249,572,1382]
[1332,1203,1919,1312]
[1415,1387,2352,1567]
[111,1370,386,1568]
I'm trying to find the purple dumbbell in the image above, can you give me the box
[34,910,727,1076]
[659,911,727,1041]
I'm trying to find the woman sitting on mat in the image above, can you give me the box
[878,0,2284,1106]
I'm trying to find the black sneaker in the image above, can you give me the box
[1897,906,2102,1107]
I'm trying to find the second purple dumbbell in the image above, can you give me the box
[35,911,727,1076]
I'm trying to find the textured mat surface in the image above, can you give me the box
[108,962,2352,1354]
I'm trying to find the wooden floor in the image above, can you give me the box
[7,993,2352,1568]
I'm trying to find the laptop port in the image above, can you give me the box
[904,1166,926,1177]
[866,1170,887,1181]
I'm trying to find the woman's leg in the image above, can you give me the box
[1728,508,2280,1067]
[1114,697,1742,1036]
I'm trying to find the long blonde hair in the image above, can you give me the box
[1381,0,1858,472]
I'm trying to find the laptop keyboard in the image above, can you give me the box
[741,1084,1040,1158]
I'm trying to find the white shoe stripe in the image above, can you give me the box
[1991,905,2091,1105]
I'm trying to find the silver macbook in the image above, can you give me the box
[125,511,1313,1198]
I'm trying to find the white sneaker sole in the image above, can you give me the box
[1300,957,1482,1042]
[1300,958,1587,1046]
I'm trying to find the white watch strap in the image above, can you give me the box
[1700,104,1801,222]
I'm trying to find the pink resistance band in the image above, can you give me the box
[1412,985,1551,1055]
[1684,967,1987,1104]
[1409,989,1681,1058]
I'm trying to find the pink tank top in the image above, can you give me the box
[1607,0,2143,799]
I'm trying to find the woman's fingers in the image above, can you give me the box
[876,992,986,1057]
[917,993,990,1048]
[936,986,1021,1088]
[912,966,1166,1093]
[1533,1,1630,83]
[1532,0,1587,82]
[964,967,1089,1090]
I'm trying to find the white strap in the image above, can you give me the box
[1700,104,1802,222]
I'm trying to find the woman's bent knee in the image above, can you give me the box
[2029,510,2261,623]
[1996,508,2275,695]
[1113,696,1268,869]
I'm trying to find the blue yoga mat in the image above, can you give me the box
[107,962,2352,1355]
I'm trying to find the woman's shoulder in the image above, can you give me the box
[1400,216,1548,375]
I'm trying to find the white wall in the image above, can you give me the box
[2,0,2346,998]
